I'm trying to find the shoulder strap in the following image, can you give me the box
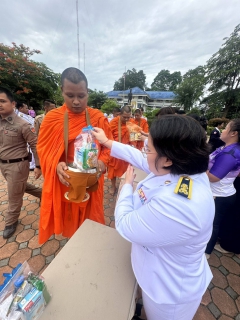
[86,108,91,126]
[118,117,121,143]
[64,111,69,164]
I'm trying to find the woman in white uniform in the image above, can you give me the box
[93,115,214,320]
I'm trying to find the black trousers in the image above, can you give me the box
[205,194,236,254]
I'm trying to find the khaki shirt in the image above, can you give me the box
[34,113,45,136]
[0,112,40,165]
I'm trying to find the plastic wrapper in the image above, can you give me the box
[0,262,51,320]
[73,125,99,172]
[126,122,142,141]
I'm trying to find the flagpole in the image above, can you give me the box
[124,66,126,106]
[76,0,80,69]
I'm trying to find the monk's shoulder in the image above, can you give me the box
[88,107,104,118]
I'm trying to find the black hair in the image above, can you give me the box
[16,101,27,110]
[187,113,200,122]
[150,115,210,175]
[44,99,55,107]
[134,109,141,114]
[0,86,14,102]
[156,106,175,118]
[121,105,131,114]
[200,115,208,131]
[61,67,88,88]
[175,109,186,115]
[229,119,240,143]
[215,120,224,127]
[112,107,121,113]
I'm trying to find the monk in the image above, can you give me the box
[108,105,132,195]
[132,108,149,150]
[37,67,112,243]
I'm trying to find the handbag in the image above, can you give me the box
[63,109,100,203]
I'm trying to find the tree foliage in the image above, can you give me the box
[151,70,182,91]
[206,24,240,117]
[113,68,146,90]
[88,90,107,109]
[101,99,118,114]
[0,42,59,108]
[174,66,206,111]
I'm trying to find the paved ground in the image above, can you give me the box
[0,172,240,319]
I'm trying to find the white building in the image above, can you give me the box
[106,87,177,111]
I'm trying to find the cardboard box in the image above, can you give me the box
[18,287,45,320]
[41,220,137,320]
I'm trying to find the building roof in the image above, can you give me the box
[106,87,176,100]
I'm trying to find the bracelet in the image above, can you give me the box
[36,165,41,169]
[102,139,109,145]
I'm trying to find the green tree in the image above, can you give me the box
[113,68,146,90]
[151,70,182,91]
[0,42,59,108]
[206,24,240,117]
[174,66,206,111]
[101,99,118,114]
[88,90,107,109]
[53,82,64,106]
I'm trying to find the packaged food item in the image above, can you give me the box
[0,262,51,320]
[126,122,142,141]
[73,126,99,171]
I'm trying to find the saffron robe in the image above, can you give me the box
[107,116,131,179]
[37,104,112,243]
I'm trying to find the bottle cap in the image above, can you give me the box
[14,275,25,288]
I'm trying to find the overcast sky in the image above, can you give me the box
[1,0,240,92]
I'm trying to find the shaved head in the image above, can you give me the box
[121,105,131,114]
[61,67,88,88]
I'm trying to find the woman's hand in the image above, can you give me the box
[124,165,136,186]
[91,127,108,144]
[57,162,70,186]
[140,131,149,137]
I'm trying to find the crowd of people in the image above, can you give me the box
[0,67,240,320]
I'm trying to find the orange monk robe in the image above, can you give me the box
[37,104,112,243]
[132,117,149,150]
[107,116,132,179]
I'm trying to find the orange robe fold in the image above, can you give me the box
[37,104,112,243]
[132,118,149,150]
[107,116,131,179]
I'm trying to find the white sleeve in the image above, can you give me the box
[111,141,151,173]
[115,184,201,247]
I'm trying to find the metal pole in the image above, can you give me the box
[76,0,80,69]
[84,43,85,74]
[124,66,126,105]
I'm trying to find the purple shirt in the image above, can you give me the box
[209,143,240,179]
[28,109,36,118]
[208,143,240,196]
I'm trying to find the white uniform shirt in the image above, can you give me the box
[111,142,214,304]
[16,110,34,126]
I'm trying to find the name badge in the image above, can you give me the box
[137,187,147,204]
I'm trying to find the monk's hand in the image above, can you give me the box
[91,127,107,144]
[57,162,70,186]
[124,165,136,186]
[34,168,41,179]
[97,160,106,175]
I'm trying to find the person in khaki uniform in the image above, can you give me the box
[0,87,42,239]
[34,99,56,136]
